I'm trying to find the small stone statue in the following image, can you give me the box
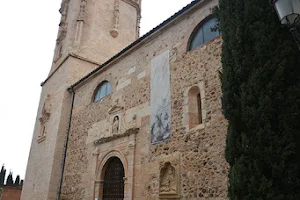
[39,95,51,124]
[112,116,119,134]
[160,164,176,193]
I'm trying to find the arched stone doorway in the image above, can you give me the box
[102,157,125,200]
[94,149,135,200]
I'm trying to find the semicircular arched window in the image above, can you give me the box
[94,81,112,102]
[188,17,220,51]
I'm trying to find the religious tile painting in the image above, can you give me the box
[150,50,171,144]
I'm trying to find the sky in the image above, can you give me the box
[0,0,194,181]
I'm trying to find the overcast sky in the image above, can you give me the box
[0,0,194,181]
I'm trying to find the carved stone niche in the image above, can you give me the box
[159,159,180,199]
[93,104,141,146]
[108,105,124,135]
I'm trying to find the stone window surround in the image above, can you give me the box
[183,81,206,132]
[189,86,202,129]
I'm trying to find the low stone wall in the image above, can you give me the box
[0,185,22,200]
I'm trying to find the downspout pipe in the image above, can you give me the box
[57,87,76,200]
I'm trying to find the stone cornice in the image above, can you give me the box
[94,128,139,146]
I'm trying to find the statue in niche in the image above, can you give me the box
[160,163,176,193]
[112,116,119,135]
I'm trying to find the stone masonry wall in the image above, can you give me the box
[50,0,141,74]
[61,0,228,199]
[23,0,141,199]
[21,58,97,200]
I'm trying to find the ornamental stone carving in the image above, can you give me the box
[112,0,141,38]
[159,156,180,199]
[92,104,140,146]
[108,105,123,136]
[110,0,120,38]
[38,95,51,143]
[94,128,139,146]
[160,163,176,193]
[108,105,124,115]
[78,0,87,21]
[74,0,87,46]
[54,0,70,62]
[39,95,51,124]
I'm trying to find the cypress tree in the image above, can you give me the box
[6,172,13,186]
[218,0,300,199]
[14,175,20,185]
[0,165,6,185]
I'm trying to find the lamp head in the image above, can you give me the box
[272,0,300,25]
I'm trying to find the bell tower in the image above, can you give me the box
[21,0,141,200]
[50,0,141,74]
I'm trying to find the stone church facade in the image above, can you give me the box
[21,0,228,199]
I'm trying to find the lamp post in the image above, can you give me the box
[271,0,300,49]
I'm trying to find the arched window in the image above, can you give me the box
[94,81,112,102]
[102,157,125,200]
[188,17,220,51]
[188,86,202,129]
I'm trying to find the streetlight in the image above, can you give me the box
[272,0,300,49]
